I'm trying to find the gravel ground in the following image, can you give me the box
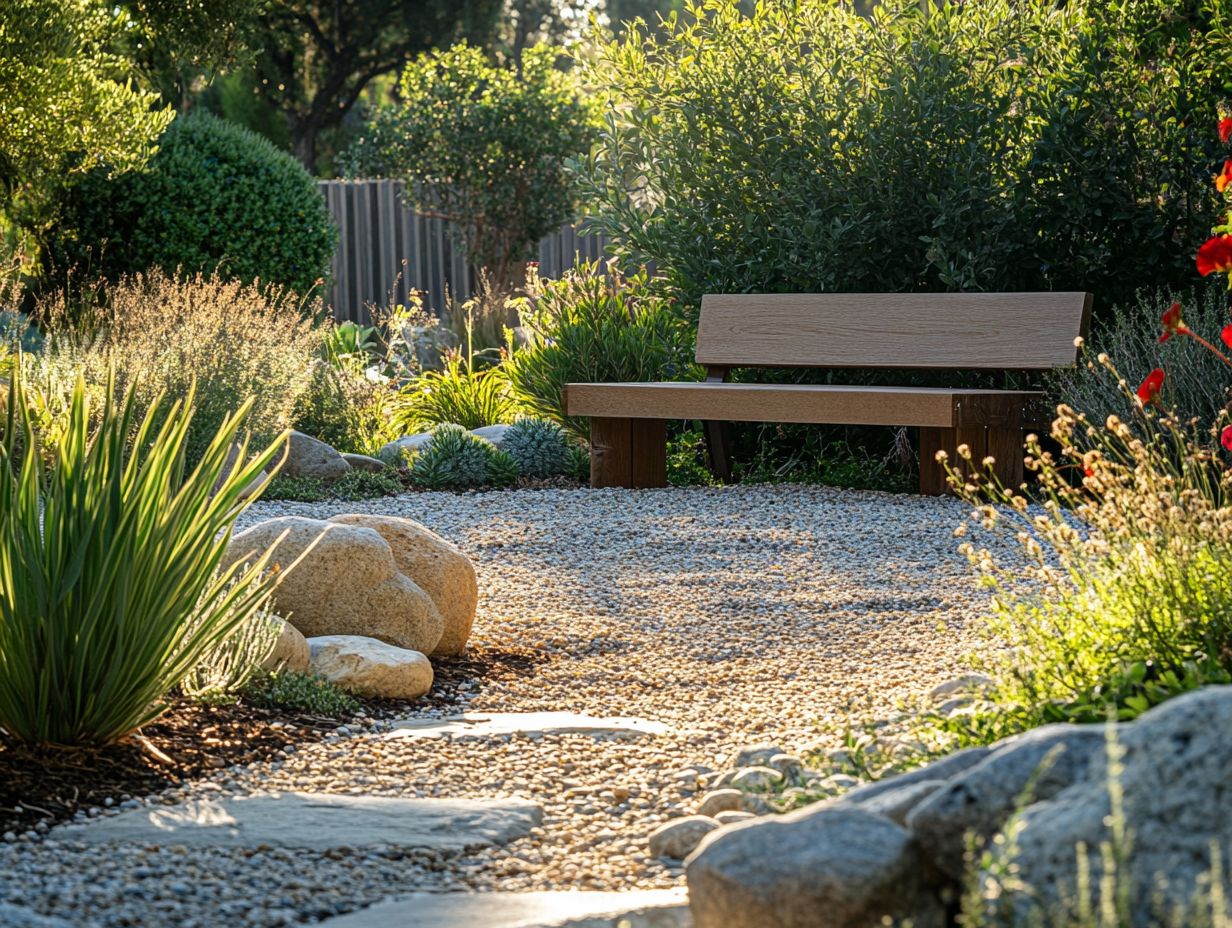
[1,484,990,927]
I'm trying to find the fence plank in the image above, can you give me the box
[318,179,612,321]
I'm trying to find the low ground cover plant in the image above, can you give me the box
[0,369,282,747]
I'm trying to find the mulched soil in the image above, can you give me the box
[0,643,549,837]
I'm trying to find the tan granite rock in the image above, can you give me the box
[328,514,477,656]
[223,517,444,654]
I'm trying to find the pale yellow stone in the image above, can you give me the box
[222,517,444,654]
[329,514,477,656]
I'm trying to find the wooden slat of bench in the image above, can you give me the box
[565,382,1042,429]
[696,292,1092,370]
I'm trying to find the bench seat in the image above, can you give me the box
[565,382,1044,429]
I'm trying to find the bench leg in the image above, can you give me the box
[702,420,733,483]
[919,426,1024,495]
[589,417,667,489]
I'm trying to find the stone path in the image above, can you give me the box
[52,793,544,851]
[317,889,689,928]
[0,485,989,927]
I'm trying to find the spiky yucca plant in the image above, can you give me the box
[0,367,284,746]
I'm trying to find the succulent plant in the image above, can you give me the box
[502,418,572,478]
[410,423,519,489]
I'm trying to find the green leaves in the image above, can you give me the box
[504,260,697,440]
[0,0,172,214]
[42,112,338,297]
[578,0,1228,311]
[0,367,283,746]
[342,43,598,287]
[393,357,519,433]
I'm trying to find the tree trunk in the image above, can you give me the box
[290,117,318,174]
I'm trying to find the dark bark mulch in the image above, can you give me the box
[0,642,549,837]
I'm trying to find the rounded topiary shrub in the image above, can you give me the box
[43,112,337,295]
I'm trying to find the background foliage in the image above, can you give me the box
[578,0,1231,315]
[41,113,337,295]
[343,43,598,287]
[0,0,172,221]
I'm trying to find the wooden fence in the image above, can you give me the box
[319,179,611,324]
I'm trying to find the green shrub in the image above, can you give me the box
[578,0,1228,313]
[505,261,697,440]
[330,468,403,500]
[1048,282,1232,436]
[243,670,359,717]
[343,43,597,287]
[502,418,572,478]
[409,423,519,489]
[0,369,283,746]
[565,443,590,483]
[263,474,331,502]
[393,358,518,433]
[42,111,338,295]
[263,469,403,502]
[28,269,324,470]
[934,370,1232,748]
[293,360,393,456]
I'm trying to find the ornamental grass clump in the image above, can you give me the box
[29,269,324,470]
[0,369,284,747]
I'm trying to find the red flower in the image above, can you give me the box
[1159,301,1188,342]
[1137,368,1165,405]
[1221,117,1232,144]
[1218,160,1232,193]
[1222,324,1232,351]
[1223,425,1232,452]
[1197,236,1232,276]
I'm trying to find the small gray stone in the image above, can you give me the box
[730,766,784,792]
[906,724,1107,879]
[470,424,512,447]
[698,789,745,818]
[649,816,719,859]
[377,432,434,466]
[278,431,351,480]
[732,743,788,769]
[714,810,756,826]
[341,453,388,473]
[768,754,804,781]
[928,674,993,701]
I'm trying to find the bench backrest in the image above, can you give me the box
[695,292,1092,370]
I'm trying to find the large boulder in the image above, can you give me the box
[686,806,944,928]
[905,724,1107,879]
[328,514,477,656]
[222,517,444,653]
[1004,688,1232,926]
[308,635,433,699]
[278,430,351,480]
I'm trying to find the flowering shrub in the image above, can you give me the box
[931,118,1232,745]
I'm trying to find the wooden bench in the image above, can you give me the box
[564,292,1091,494]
